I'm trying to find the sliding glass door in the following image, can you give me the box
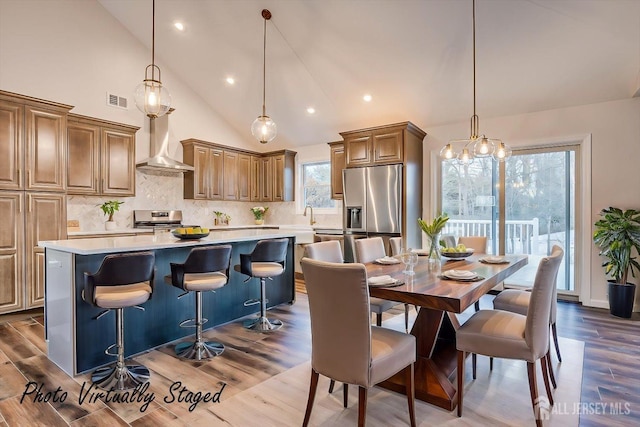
[441,144,578,294]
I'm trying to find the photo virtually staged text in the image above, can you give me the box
[20,381,227,413]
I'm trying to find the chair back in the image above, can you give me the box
[354,237,386,263]
[84,251,155,305]
[441,234,457,248]
[170,245,232,288]
[525,245,563,359]
[301,258,372,386]
[251,238,289,263]
[458,236,487,254]
[389,237,402,256]
[304,241,343,263]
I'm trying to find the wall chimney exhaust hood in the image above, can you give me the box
[136,109,194,173]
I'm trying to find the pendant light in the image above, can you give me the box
[134,0,171,118]
[251,9,277,144]
[439,0,511,163]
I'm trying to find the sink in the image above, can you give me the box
[278,225,315,244]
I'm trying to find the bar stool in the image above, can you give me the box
[83,251,155,391]
[165,245,232,360]
[234,238,289,332]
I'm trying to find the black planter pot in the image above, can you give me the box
[608,281,636,318]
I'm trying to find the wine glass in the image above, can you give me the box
[401,248,419,276]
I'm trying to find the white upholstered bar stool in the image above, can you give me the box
[354,237,411,332]
[456,246,563,426]
[166,245,232,360]
[235,238,289,332]
[493,244,564,387]
[83,251,155,390]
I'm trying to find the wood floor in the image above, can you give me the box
[0,292,638,426]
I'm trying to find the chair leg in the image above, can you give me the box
[376,313,382,327]
[457,350,465,417]
[526,362,543,427]
[244,277,283,332]
[404,304,410,332]
[343,383,349,408]
[302,369,319,427]
[551,322,562,362]
[474,300,480,311]
[405,364,416,427]
[546,349,557,389]
[175,291,225,360]
[358,386,368,427]
[472,353,477,379]
[328,379,335,393]
[540,355,554,406]
[490,357,494,371]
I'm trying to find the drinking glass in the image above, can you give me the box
[401,248,419,276]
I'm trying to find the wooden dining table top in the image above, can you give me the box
[366,254,528,314]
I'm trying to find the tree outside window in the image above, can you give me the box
[302,162,334,209]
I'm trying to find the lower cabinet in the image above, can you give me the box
[0,191,66,314]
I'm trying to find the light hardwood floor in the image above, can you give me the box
[0,292,638,426]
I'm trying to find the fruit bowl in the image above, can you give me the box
[440,249,474,259]
[171,227,210,240]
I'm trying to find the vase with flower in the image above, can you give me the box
[251,206,269,225]
[417,213,449,267]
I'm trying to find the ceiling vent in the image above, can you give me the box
[106,92,128,109]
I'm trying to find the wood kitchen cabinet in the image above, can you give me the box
[0,91,72,192]
[0,192,23,314]
[182,139,296,202]
[328,141,345,200]
[66,114,138,196]
[341,122,425,168]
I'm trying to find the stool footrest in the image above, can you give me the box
[104,343,118,357]
[179,318,208,328]
[244,299,260,307]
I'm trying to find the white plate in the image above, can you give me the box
[481,256,508,264]
[375,256,401,265]
[443,269,478,279]
[368,275,397,286]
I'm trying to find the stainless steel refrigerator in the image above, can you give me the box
[343,164,403,262]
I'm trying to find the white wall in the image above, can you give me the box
[423,97,640,309]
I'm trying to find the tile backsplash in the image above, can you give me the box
[68,171,342,231]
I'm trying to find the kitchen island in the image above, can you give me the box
[40,229,296,376]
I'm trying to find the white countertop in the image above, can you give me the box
[67,228,153,237]
[40,229,296,255]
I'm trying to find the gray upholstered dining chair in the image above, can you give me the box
[456,246,563,426]
[354,237,411,332]
[457,236,487,311]
[492,244,564,388]
[300,258,416,427]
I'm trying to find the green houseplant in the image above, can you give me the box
[593,207,640,318]
[99,200,124,230]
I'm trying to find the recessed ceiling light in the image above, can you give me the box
[306,107,316,114]
[226,77,235,85]
[174,22,184,31]
[363,94,372,102]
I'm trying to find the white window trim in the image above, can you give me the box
[296,160,340,214]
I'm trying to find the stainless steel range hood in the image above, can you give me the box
[136,109,194,173]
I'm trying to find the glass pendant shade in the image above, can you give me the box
[492,141,512,161]
[439,143,458,160]
[457,147,474,165]
[134,67,171,118]
[251,115,277,144]
[473,136,495,157]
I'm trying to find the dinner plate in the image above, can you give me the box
[375,256,401,265]
[368,275,398,287]
[443,269,478,280]
[480,256,509,264]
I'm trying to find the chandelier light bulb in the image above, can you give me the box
[492,142,512,162]
[439,143,457,161]
[473,136,495,157]
[457,147,474,165]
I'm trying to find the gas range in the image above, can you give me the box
[133,210,196,230]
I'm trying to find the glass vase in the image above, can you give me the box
[426,233,441,266]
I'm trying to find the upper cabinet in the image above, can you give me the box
[0,91,72,192]
[66,114,138,197]
[328,141,345,200]
[340,122,425,168]
[181,139,296,202]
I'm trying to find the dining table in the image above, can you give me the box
[366,253,528,411]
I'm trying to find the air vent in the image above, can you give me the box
[106,92,128,109]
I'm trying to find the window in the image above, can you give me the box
[302,162,335,209]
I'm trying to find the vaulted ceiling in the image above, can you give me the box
[99,0,640,147]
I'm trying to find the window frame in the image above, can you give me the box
[298,160,338,214]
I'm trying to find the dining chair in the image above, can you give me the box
[458,236,487,311]
[354,237,411,332]
[441,234,457,249]
[389,236,403,256]
[456,246,563,426]
[300,258,416,427]
[492,244,564,388]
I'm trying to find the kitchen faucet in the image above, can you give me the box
[303,205,316,225]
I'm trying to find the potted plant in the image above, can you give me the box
[213,211,231,226]
[593,207,640,318]
[250,206,269,225]
[98,200,124,230]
